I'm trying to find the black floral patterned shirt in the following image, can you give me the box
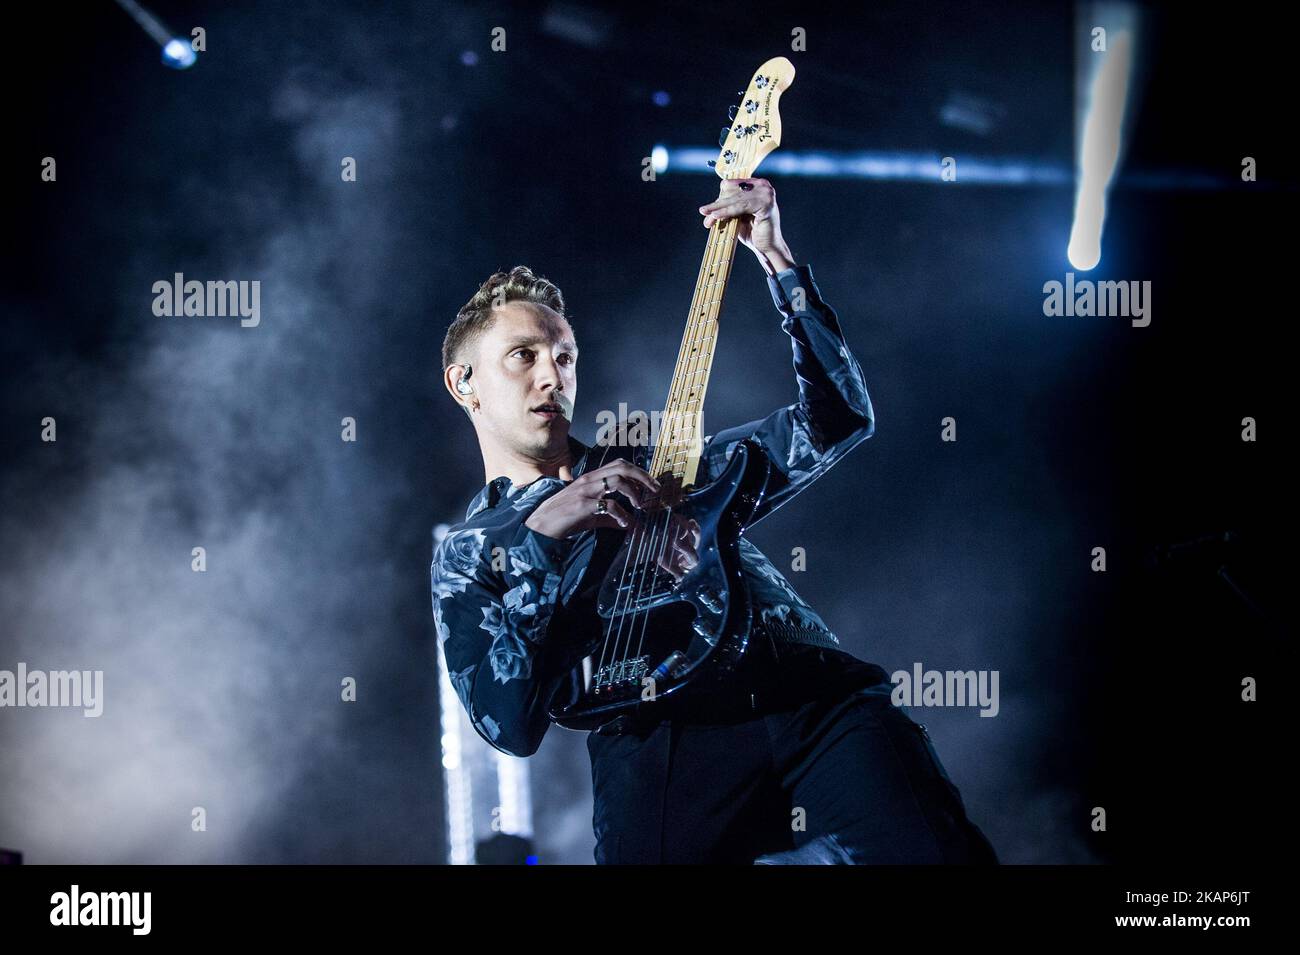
[431,264,875,756]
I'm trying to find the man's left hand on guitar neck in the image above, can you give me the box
[698,177,796,278]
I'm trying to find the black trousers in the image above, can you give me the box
[586,639,1000,864]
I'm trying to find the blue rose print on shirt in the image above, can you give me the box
[431,527,488,600]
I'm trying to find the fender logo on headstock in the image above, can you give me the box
[758,86,777,141]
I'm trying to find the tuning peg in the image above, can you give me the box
[727,104,738,120]
[706,160,717,168]
[718,126,729,147]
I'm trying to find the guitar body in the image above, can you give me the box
[547,435,771,732]
[545,55,796,733]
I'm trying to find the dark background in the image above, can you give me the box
[1,0,1289,863]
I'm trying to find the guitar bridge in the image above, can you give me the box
[592,655,650,698]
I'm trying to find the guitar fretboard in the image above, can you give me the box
[649,216,741,487]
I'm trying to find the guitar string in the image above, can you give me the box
[617,218,734,680]
[593,202,733,690]
[605,138,755,690]
[628,213,743,669]
[593,214,731,689]
[603,172,744,687]
[598,134,756,694]
[628,134,757,672]
[589,437,630,684]
[592,168,738,687]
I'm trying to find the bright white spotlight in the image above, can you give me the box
[1069,16,1137,270]
[114,0,198,69]
[162,38,197,69]
[651,145,669,175]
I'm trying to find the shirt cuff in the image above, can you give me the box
[510,521,578,574]
[767,263,824,316]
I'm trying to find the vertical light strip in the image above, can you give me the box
[1069,2,1139,270]
[437,640,475,864]
[494,751,534,839]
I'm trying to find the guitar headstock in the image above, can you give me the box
[712,56,795,180]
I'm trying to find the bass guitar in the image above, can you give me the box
[548,57,796,732]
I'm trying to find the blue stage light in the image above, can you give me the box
[1069,3,1140,270]
[161,38,196,69]
[650,145,669,175]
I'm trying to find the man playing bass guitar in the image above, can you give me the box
[431,177,998,865]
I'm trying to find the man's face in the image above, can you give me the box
[463,301,578,458]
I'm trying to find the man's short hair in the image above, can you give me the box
[442,266,567,418]
[443,266,566,373]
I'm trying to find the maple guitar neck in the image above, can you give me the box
[649,220,741,489]
[646,56,795,492]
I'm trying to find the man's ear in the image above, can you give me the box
[444,363,477,416]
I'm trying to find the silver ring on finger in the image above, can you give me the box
[595,498,608,516]
[602,476,611,494]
